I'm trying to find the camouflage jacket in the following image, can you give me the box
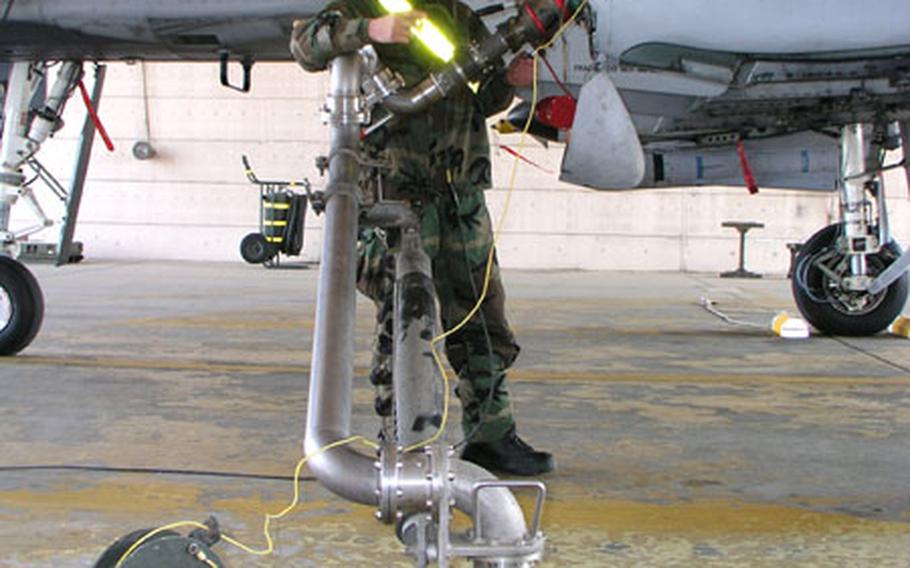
[291,0,515,195]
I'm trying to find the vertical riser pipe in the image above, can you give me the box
[394,230,443,449]
[304,54,378,506]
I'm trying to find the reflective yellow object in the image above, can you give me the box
[493,119,519,134]
[771,311,810,339]
[378,0,456,62]
[889,316,910,338]
[380,0,412,11]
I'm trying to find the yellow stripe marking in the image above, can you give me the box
[538,496,910,536]
[2,356,906,387]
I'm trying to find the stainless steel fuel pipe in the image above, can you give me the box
[393,226,443,450]
[303,52,544,566]
[303,53,378,505]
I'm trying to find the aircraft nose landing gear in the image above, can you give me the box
[792,223,908,336]
[0,256,44,355]
[791,123,910,336]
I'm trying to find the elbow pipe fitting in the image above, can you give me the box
[381,0,567,115]
[450,460,530,547]
[381,75,450,115]
[304,432,380,506]
[360,202,421,229]
[385,449,533,566]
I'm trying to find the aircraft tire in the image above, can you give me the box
[240,232,275,264]
[792,224,908,336]
[0,256,45,356]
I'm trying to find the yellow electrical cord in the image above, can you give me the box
[406,0,590,453]
[114,435,379,567]
[115,4,590,563]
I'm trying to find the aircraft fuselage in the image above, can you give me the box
[1,0,327,61]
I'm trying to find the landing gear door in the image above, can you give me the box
[559,72,645,190]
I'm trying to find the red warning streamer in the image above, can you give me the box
[736,140,759,195]
[499,144,554,174]
[77,80,115,152]
[523,3,548,36]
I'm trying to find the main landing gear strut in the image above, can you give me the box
[1,60,103,354]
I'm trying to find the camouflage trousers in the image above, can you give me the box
[357,190,520,443]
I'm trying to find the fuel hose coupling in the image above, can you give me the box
[380,0,576,116]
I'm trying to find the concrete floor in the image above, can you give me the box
[1,260,909,567]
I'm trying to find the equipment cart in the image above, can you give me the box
[239,155,310,267]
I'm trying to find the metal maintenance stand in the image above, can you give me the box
[721,221,764,279]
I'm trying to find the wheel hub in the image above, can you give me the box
[0,285,12,334]
[816,250,888,316]
[824,282,885,315]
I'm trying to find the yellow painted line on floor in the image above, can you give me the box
[4,481,903,541]
[0,478,205,515]
[2,356,906,387]
[539,497,910,536]
[0,355,313,375]
[123,314,316,331]
[508,369,909,387]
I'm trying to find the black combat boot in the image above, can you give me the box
[461,428,555,476]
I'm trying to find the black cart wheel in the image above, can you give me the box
[792,224,908,336]
[93,528,176,568]
[0,256,45,356]
[94,527,224,568]
[240,233,274,264]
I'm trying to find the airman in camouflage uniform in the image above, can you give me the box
[291,0,554,475]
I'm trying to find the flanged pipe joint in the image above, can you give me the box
[377,444,546,567]
[376,444,448,525]
[382,0,574,115]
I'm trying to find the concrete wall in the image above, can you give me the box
[15,62,910,274]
